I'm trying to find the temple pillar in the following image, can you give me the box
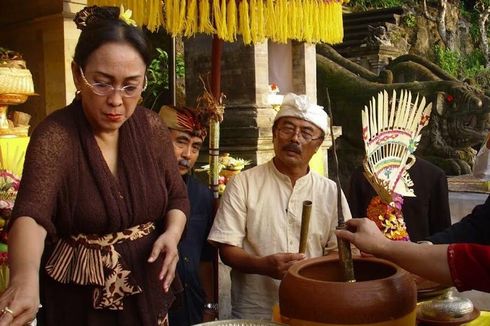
[185,36,321,169]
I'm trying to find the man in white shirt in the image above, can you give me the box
[208,93,352,319]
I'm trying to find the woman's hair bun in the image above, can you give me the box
[73,6,120,31]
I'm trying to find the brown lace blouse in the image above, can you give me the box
[10,99,190,326]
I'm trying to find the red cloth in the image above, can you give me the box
[448,243,490,292]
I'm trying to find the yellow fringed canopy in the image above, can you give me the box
[87,0,346,44]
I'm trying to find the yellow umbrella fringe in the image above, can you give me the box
[271,0,280,43]
[178,0,187,35]
[227,0,238,42]
[326,3,334,43]
[199,0,214,34]
[131,0,139,27]
[174,0,182,35]
[303,0,312,42]
[265,0,275,43]
[173,0,180,35]
[279,0,287,43]
[213,0,227,41]
[249,0,256,44]
[290,0,297,41]
[213,0,221,37]
[146,0,153,28]
[294,0,299,40]
[297,1,305,40]
[250,0,266,44]
[163,0,172,33]
[184,0,198,36]
[152,0,164,31]
[167,0,175,34]
[313,0,320,43]
[87,0,345,44]
[256,0,265,43]
[239,0,252,44]
[222,0,231,41]
[322,2,329,42]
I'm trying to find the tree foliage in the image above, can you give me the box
[347,0,405,10]
[141,48,185,111]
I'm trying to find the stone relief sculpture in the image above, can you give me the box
[364,25,392,48]
[316,44,490,182]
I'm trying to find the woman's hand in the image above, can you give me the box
[0,272,40,326]
[147,230,181,293]
[0,217,46,325]
[335,218,390,256]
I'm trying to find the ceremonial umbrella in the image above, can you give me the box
[88,0,346,199]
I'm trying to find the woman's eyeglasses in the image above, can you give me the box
[79,67,147,98]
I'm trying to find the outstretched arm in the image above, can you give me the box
[336,218,452,286]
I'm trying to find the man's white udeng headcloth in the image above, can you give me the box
[274,93,329,135]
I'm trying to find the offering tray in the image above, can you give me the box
[0,93,35,105]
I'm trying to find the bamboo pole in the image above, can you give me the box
[209,36,224,200]
[325,89,355,283]
[299,200,312,254]
[209,35,224,316]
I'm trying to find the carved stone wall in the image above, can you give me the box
[333,7,404,74]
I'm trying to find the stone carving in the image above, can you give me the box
[316,44,490,182]
[364,25,392,48]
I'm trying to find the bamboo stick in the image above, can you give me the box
[298,200,312,254]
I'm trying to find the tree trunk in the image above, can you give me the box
[477,3,490,68]
[422,0,450,49]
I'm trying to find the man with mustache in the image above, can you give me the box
[159,106,217,325]
[208,93,352,319]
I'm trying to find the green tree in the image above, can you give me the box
[142,48,185,111]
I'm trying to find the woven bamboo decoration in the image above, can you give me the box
[361,90,432,241]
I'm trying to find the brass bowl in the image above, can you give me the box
[417,308,480,326]
[417,289,480,325]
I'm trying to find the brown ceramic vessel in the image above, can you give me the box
[279,256,417,325]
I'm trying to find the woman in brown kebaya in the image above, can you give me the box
[0,6,188,326]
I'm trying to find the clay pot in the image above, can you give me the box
[279,256,417,325]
